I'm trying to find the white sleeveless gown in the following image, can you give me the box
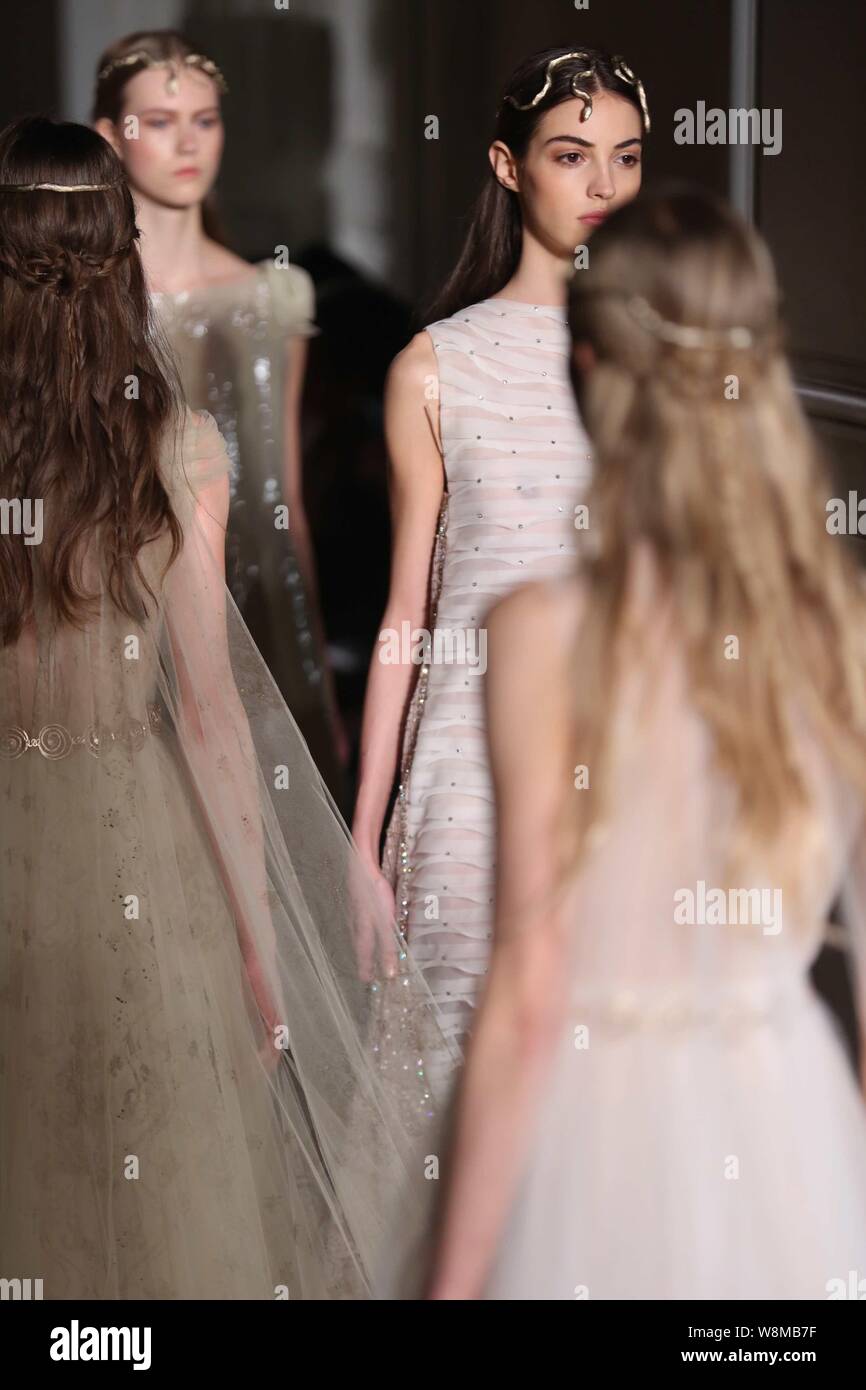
[383,299,592,1095]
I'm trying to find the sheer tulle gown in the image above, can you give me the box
[383,300,593,1094]
[481,579,866,1300]
[0,409,452,1299]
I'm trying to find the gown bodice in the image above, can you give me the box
[427,297,593,624]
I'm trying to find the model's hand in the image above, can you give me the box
[349,851,400,982]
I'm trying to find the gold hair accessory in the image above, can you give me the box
[504,50,650,133]
[611,56,651,135]
[505,50,595,118]
[97,50,229,96]
[0,177,124,192]
[627,295,753,349]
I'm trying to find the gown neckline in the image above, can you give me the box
[481,296,567,315]
[149,263,264,303]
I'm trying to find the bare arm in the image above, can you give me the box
[164,454,286,1054]
[351,330,445,868]
[426,580,579,1299]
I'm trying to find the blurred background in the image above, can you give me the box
[3,0,864,1042]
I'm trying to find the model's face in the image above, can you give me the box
[98,68,224,209]
[492,91,643,256]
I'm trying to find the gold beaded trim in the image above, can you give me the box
[0,703,164,760]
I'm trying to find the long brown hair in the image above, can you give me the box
[428,45,648,322]
[565,186,866,872]
[0,116,183,644]
[91,28,229,247]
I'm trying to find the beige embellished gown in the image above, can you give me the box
[383,299,593,1095]
[0,409,450,1299]
[151,260,342,799]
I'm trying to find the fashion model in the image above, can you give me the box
[93,30,347,799]
[427,188,866,1300]
[353,47,649,1095]
[0,116,454,1300]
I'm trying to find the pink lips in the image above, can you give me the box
[174,167,201,177]
[580,213,608,225]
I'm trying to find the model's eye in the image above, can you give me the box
[617,153,640,167]
[145,119,170,129]
[557,151,584,165]
[197,117,220,129]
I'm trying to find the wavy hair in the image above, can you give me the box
[0,116,183,644]
[565,186,866,870]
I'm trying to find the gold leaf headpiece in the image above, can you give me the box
[97,50,229,97]
[504,50,650,134]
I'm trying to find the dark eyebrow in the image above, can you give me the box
[138,107,220,117]
[543,134,642,150]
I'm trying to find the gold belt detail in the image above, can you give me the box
[0,703,165,760]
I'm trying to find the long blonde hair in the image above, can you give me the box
[566,186,866,872]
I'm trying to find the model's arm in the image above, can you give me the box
[426,580,578,1299]
[351,331,445,887]
[165,451,285,1058]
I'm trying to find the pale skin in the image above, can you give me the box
[420,539,647,1300]
[167,443,288,1074]
[95,66,348,763]
[425,575,582,1299]
[351,90,643,901]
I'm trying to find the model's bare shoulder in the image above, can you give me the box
[386,330,438,400]
[384,330,442,458]
[486,576,585,666]
[202,241,258,286]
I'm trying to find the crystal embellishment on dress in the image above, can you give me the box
[381,298,592,1091]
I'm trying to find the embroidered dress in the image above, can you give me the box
[151,262,341,796]
[383,299,593,1096]
[0,409,454,1299]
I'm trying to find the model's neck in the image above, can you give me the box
[496,233,572,308]
[134,194,210,295]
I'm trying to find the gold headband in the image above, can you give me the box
[0,177,124,192]
[97,50,229,96]
[504,50,650,134]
